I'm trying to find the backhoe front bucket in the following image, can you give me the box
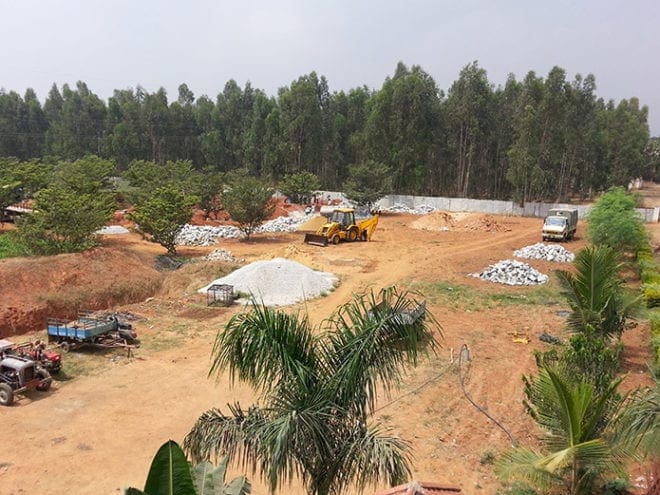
[304,233,328,247]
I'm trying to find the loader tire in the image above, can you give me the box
[348,228,359,242]
[331,235,340,245]
[0,383,14,406]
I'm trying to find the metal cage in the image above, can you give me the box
[207,284,234,307]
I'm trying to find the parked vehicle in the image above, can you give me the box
[47,311,138,352]
[0,339,62,374]
[0,351,51,406]
[304,208,379,246]
[542,208,578,242]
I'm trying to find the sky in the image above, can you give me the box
[1,0,659,135]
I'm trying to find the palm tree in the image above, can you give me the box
[184,287,440,495]
[495,367,628,495]
[556,245,638,340]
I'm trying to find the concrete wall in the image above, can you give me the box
[375,194,659,223]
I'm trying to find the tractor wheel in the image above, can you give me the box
[0,383,14,406]
[59,341,70,353]
[331,235,340,245]
[348,228,359,242]
[36,368,52,392]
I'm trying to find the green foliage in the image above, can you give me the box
[651,311,660,374]
[278,171,320,204]
[556,245,638,339]
[129,186,197,255]
[193,170,225,219]
[0,231,30,259]
[614,381,660,458]
[125,440,250,495]
[343,160,392,208]
[496,367,627,495]
[587,187,647,253]
[185,287,441,495]
[18,185,114,254]
[123,160,199,203]
[222,174,274,240]
[602,478,631,495]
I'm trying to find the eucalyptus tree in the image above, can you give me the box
[185,288,441,495]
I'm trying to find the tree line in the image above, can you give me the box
[0,62,656,202]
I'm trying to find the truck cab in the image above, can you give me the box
[542,208,578,242]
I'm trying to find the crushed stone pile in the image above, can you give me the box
[198,257,337,306]
[204,249,244,263]
[469,260,549,285]
[514,243,575,262]
[176,214,311,246]
[383,203,436,215]
[96,225,130,235]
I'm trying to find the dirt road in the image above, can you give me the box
[0,212,653,494]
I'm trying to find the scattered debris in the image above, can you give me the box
[198,258,337,306]
[203,249,244,263]
[514,243,575,262]
[509,331,530,344]
[469,260,549,285]
[383,203,437,215]
[539,333,562,345]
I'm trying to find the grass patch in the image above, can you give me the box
[416,280,562,311]
[0,231,30,259]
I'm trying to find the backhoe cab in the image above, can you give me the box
[304,208,379,247]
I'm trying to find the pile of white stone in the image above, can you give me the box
[199,258,337,306]
[514,243,575,263]
[96,225,130,235]
[383,203,437,215]
[203,249,244,263]
[176,214,311,246]
[469,260,549,285]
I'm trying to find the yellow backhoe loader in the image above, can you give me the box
[304,208,379,247]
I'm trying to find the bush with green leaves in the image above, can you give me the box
[279,171,320,204]
[125,440,250,495]
[18,185,114,254]
[129,186,197,255]
[222,174,274,240]
[587,186,647,253]
[343,160,392,208]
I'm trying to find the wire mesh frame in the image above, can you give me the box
[207,284,234,307]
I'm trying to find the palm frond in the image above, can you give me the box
[329,423,412,495]
[495,448,561,490]
[614,382,660,457]
[210,303,318,394]
[324,287,440,416]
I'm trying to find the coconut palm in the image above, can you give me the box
[184,287,440,495]
[495,367,628,495]
[556,245,638,339]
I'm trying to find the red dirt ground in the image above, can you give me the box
[0,195,657,495]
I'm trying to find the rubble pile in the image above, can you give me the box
[204,249,243,263]
[175,214,311,246]
[469,260,549,285]
[513,243,575,262]
[383,203,437,215]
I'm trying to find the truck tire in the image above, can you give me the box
[0,383,14,406]
[36,368,52,392]
[59,341,70,353]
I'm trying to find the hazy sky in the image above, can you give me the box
[1,0,659,134]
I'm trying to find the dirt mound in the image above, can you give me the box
[458,214,511,232]
[0,247,162,338]
[296,215,327,232]
[410,211,456,231]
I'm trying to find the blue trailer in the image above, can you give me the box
[47,311,138,353]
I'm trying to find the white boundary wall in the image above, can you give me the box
[314,190,659,223]
[375,194,659,223]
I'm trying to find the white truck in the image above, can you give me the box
[542,208,578,242]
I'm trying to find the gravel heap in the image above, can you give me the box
[469,259,549,285]
[514,243,575,262]
[176,214,311,246]
[199,258,337,306]
[204,249,244,263]
[96,225,130,235]
[383,203,437,215]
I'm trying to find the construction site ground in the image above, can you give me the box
[1,200,658,494]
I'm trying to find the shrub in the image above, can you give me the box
[587,187,647,253]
